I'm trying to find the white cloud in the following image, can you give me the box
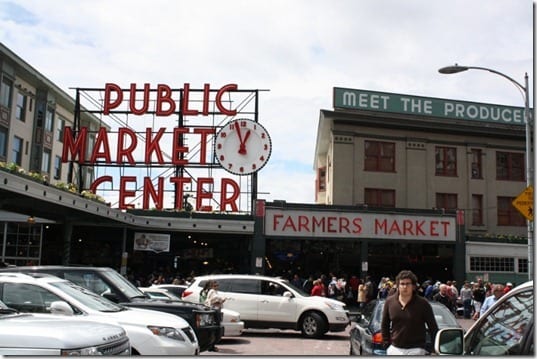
[1,0,532,207]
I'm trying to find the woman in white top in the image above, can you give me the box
[205,281,226,310]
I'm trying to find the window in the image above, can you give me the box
[365,188,395,207]
[364,140,395,172]
[317,167,326,192]
[0,77,13,108]
[0,127,7,159]
[497,152,524,181]
[471,149,482,179]
[41,149,51,173]
[55,117,65,142]
[12,136,23,165]
[465,287,533,355]
[15,92,26,122]
[497,196,526,226]
[470,257,515,272]
[435,146,457,176]
[261,280,286,296]
[1,283,63,314]
[44,108,54,132]
[518,259,528,273]
[54,155,62,180]
[436,193,458,210]
[228,279,259,294]
[472,194,484,226]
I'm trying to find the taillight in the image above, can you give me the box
[372,332,384,344]
[182,290,193,298]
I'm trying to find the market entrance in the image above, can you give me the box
[265,238,455,283]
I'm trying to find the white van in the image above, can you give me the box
[0,272,199,355]
[182,274,349,338]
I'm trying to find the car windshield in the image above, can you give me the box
[431,303,459,327]
[50,281,125,312]
[100,269,147,299]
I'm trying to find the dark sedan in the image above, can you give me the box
[349,299,461,355]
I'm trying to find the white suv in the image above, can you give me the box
[0,299,130,355]
[182,274,349,338]
[0,272,199,355]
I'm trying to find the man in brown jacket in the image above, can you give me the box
[381,270,439,355]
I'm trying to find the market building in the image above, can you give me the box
[0,43,531,285]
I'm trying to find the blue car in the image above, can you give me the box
[349,298,461,355]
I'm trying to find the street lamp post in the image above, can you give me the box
[439,64,534,280]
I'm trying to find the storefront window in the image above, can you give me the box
[1,222,41,266]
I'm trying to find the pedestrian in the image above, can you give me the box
[365,276,376,302]
[472,279,486,320]
[302,275,314,294]
[291,274,303,288]
[357,279,367,309]
[503,282,513,294]
[423,280,434,300]
[433,283,455,312]
[204,280,227,352]
[327,276,338,298]
[460,281,473,319]
[381,270,439,355]
[480,284,505,316]
[199,280,212,304]
[349,275,359,301]
[310,279,325,296]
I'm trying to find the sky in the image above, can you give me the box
[0,0,533,209]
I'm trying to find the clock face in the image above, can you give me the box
[215,119,272,175]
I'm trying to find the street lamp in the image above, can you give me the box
[439,64,534,280]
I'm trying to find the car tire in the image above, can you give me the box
[300,312,326,338]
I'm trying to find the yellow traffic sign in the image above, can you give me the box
[512,186,534,221]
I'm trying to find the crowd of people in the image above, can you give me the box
[127,267,514,322]
[286,271,514,321]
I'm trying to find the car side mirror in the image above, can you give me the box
[49,301,74,316]
[283,291,293,298]
[434,328,464,355]
[102,292,119,303]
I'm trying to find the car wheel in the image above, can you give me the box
[300,312,326,338]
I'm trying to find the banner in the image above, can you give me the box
[133,233,170,252]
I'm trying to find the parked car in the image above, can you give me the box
[152,284,188,298]
[140,286,244,337]
[0,299,130,355]
[349,298,461,355]
[0,272,199,355]
[0,266,221,352]
[182,274,350,338]
[435,280,533,355]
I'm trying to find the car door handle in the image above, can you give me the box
[260,300,269,303]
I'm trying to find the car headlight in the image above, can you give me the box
[61,346,100,356]
[195,312,215,327]
[147,325,185,341]
[324,301,345,311]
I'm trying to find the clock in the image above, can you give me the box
[215,118,272,175]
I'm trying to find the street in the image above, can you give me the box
[201,317,475,356]
[201,328,351,356]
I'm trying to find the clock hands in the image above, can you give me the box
[235,121,251,155]
[240,130,251,154]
